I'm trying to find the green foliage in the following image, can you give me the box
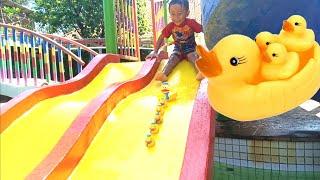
[137,0,150,36]
[1,1,34,29]
[32,0,104,38]
[4,0,151,39]
[3,6,22,17]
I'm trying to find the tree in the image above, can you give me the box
[1,0,34,28]
[32,0,104,38]
[137,0,150,36]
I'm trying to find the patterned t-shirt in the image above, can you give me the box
[161,18,202,44]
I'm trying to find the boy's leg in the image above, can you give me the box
[156,53,180,81]
[187,51,204,80]
[163,53,181,76]
[186,51,198,64]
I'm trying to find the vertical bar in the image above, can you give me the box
[12,29,20,84]
[129,0,134,57]
[43,41,51,83]
[132,0,140,59]
[127,0,133,56]
[50,44,57,82]
[25,35,32,78]
[58,46,65,82]
[124,0,129,56]
[38,38,44,80]
[103,0,117,53]
[4,27,13,83]
[115,0,122,54]
[0,35,5,81]
[1,33,7,80]
[67,44,73,79]
[30,35,38,86]
[77,47,82,74]
[120,0,126,55]
[20,31,27,86]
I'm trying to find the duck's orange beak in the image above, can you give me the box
[195,45,222,77]
[282,20,294,32]
[261,51,272,62]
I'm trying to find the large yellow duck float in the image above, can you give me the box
[196,34,320,121]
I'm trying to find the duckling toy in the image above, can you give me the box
[145,133,155,148]
[149,121,159,134]
[278,15,315,52]
[155,111,163,124]
[195,34,320,121]
[156,104,165,115]
[261,43,299,80]
[158,97,167,108]
[255,31,278,51]
[161,82,177,101]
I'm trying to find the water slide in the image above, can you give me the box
[0,55,214,180]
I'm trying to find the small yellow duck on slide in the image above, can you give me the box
[195,33,320,121]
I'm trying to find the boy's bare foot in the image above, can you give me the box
[196,72,205,80]
[155,72,168,82]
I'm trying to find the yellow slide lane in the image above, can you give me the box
[0,62,142,180]
[70,61,200,180]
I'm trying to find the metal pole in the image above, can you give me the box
[103,0,117,53]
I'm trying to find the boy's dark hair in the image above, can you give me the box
[169,0,189,11]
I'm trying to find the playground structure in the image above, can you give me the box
[0,0,169,94]
[0,52,215,180]
[0,0,215,179]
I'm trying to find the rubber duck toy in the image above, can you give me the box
[255,31,278,52]
[145,133,155,148]
[261,43,299,80]
[161,82,177,101]
[156,104,165,115]
[155,111,163,124]
[149,120,159,134]
[195,34,320,121]
[278,15,315,52]
[158,97,167,108]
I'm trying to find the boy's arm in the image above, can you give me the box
[153,34,165,53]
[195,32,208,49]
[146,34,165,59]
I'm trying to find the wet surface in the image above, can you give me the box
[215,106,320,141]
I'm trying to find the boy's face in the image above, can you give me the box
[169,4,189,25]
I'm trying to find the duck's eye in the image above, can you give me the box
[295,22,299,26]
[272,53,277,57]
[230,57,239,66]
[266,42,270,45]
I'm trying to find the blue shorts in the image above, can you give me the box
[172,42,196,57]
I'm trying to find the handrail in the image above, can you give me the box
[0,23,85,65]
[44,34,98,56]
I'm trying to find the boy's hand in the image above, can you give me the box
[146,51,159,60]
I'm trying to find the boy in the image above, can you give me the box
[147,0,205,81]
